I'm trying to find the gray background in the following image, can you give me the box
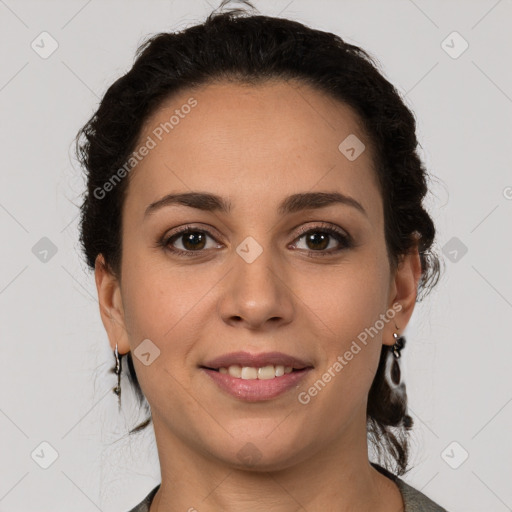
[1,0,511,511]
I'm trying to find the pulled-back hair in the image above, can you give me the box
[76,0,440,476]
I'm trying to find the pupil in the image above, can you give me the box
[307,233,328,250]
[183,232,205,250]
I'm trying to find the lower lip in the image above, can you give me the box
[201,368,311,401]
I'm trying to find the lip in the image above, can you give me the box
[201,351,312,370]
[200,351,314,402]
[201,367,312,401]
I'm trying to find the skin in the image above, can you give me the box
[95,80,421,512]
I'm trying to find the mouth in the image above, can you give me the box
[200,350,312,377]
[200,351,313,401]
[201,364,306,380]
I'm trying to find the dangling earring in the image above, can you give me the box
[113,341,122,409]
[389,329,406,386]
[392,331,406,358]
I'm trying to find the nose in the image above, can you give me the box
[217,246,294,331]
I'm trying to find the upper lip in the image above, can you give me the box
[201,351,313,370]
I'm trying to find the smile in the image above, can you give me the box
[217,364,294,379]
[200,351,313,401]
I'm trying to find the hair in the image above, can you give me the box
[76,0,441,476]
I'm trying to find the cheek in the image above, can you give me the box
[300,252,390,345]
[119,261,201,403]
[294,249,390,404]
[118,248,221,391]
[120,239,204,341]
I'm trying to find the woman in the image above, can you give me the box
[76,1,446,510]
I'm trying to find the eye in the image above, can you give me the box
[158,223,352,258]
[291,224,352,256]
[161,227,222,256]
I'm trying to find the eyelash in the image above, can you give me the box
[158,223,353,258]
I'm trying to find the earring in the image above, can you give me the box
[388,331,406,386]
[392,331,406,359]
[113,342,122,409]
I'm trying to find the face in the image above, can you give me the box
[96,79,420,471]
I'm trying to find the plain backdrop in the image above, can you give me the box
[1,1,511,511]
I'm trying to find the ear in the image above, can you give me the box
[383,244,422,347]
[94,254,130,355]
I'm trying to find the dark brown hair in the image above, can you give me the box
[76,0,440,476]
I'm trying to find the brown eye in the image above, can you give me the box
[292,225,352,257]
[301,232,331,251]
[174,231,207,251]
[163,228,221,255]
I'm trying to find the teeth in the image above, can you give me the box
[228,365,242,378]
[257,365,275,380]
[241,367,258,379]
[218,364,297,379]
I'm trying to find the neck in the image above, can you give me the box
[149,412,403,512]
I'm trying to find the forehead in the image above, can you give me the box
[124,79,381,220]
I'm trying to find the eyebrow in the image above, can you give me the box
[144,191,367,218]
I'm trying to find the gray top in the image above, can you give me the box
[128,463,448,512]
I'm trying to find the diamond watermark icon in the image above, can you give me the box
[237,442,263,466]
[338,134,365,161]
[441,31,469,59]
[32,237,58,263]
[442,236,468,263]
[236,236,263,264]
[31,441,59,469]
[134,338,161,366]
[31,31,59,59]
[441,441,469,469]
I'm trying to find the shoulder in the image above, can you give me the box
[395,475,448,512]
[127,484,160,512]
[127,473,450,512]
[371,463,448,512]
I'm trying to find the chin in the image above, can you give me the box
[205,434,311,473]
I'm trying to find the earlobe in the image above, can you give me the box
[94,254,130,354]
